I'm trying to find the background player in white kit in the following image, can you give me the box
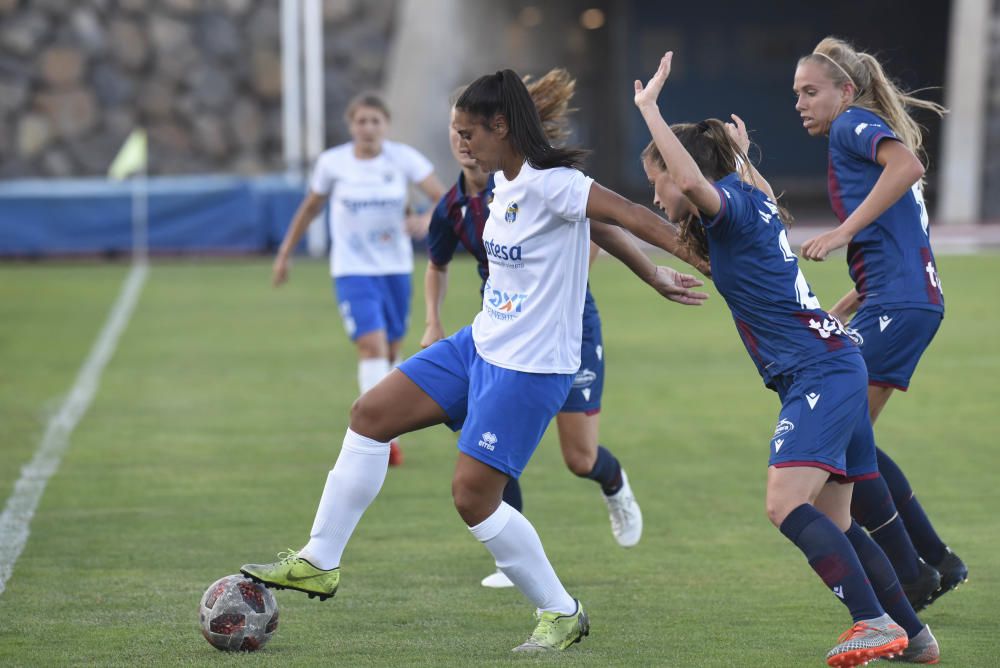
[242,70,708,653]
[271,92,445,465]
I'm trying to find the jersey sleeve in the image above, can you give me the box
[702,181,757,233]
[426,200,459,267]
[308,151,335,195]
[396,143,435,184]
[542,168,594,224]
[831,111,900,163]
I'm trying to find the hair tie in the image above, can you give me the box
[812,51,857,90]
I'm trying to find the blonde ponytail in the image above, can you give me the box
[802,37,947,166]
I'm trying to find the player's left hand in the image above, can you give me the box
[634,51,673,110]
[800,227,852,261]
[649,265,709,305]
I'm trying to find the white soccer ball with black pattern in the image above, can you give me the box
[199,574,279,651]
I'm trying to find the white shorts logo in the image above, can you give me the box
[478,432,497,451]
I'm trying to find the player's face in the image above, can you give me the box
[793,61,849,137]
[449,107,480,170]
[451,109,504,173]
[642,156,695,222]
[349,106,389,151]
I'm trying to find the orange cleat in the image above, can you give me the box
[826,618,908,667]
[388,439,403,467]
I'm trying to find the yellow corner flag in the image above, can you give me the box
[108,128,147,180]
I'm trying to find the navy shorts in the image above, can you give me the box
[561,292,603,414]
[397,326,573,478]
[768,350,879,483]
[849,305,942,391]
[333,274,411,343]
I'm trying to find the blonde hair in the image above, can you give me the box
[801,37,947,166]
[450,68,577,146]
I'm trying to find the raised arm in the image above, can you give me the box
[273,190,328,286]
[800,141,925,261]
[726,114,777,203]
[633,51,722,219]
[589,219,708,305]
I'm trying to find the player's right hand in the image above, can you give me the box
[272,255,290,286]
[420,323,445,348]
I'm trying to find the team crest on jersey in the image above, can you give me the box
[504,201,519,223]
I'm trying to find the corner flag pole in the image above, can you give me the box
[108,128,149,265]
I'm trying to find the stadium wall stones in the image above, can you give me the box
[0,0,398,178]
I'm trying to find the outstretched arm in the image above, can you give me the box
[590,220,707,305]
[587,183,710,277]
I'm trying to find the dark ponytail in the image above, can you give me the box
[456,69,588,170]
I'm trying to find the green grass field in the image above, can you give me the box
[1,253,997,666]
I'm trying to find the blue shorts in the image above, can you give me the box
[397,326,573,478]
[333,274,411,343]
[769,350,879,483]
[849,305,942,391]
[562,291,603,414]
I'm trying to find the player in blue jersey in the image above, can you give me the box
[242,69,709,653]
[635,51,940,666]
[272,92,446,467]
[423,71,647,590]
[794,37,966,610]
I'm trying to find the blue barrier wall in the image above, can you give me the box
[0,175,307,257]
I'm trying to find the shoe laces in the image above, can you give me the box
[276,548,301,564]
[526,613,557,644]
[837,621,875,643]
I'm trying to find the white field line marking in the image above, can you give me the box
[0,262,148,596]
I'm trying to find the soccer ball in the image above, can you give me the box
[198,574,279,651]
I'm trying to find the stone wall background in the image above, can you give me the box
[0,0,398,178]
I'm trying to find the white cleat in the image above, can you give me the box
[481,569,514,588]
[604,471,643,547]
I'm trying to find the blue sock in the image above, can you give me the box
[583,445,623,495]
[850,473,921,583]
[502,478,523,513]
[845,521,924,639]
[876,448,948,566]
[779,504,884,622]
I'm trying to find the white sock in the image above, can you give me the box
[468,502,576,614]
[299,429,390,570]
[358,358,390,394]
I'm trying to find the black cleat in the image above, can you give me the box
[926,547,968,606]
[902,559,941,612]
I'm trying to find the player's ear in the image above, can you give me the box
[491,114,509,139]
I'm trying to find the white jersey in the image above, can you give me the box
[309,140,434,277]
[471,161,593,374]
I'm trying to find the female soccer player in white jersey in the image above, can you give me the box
[423,71,653,591]
[271,92,446,465]
[635,51,938,666]
[793,37,966,611]
[242,69,709,652]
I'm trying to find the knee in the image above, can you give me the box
[766,497,795,529]
[349,393,384,440]
[451,478,484,525]
[562,446,595,476]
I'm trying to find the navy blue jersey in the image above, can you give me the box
[704,174,857,388]
[426,172,494,287]
[827,107,944,312]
